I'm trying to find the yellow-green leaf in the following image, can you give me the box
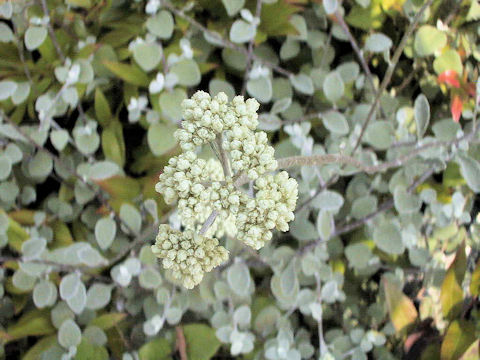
[470,260,480,296]
[459,340,480,360]
[383,277,418,333]
[89,313,126,330]
[102,61,149,86]
[102,122,126,167]
[183,323,221,360]
[440,320,476,360]
[96,176,140,201]
[138,338,172,360]
[23,335,57,360]
[440,242,466,320]
[6,309,55,342]
[95,88,112,126]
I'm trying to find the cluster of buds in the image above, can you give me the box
[154,91,298,288]
[151,225,228,289]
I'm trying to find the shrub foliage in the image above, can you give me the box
[0,0,479,359]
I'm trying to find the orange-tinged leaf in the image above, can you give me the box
[440,320,476,360]
[440,242,466,320]
[438,70,460,88]
[383,277,418,333]
[451,95,463,122]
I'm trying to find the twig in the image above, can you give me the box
[216,134,231,178]
[37,0,65,61]
[335,10,376,94]
[315,274,327,357]
[241,0,263,96]
[198,210,218,235]
[175,326,188,360]
[351,0,434,153]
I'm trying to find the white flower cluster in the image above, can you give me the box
[151,225,229,289]
[236,172,298,250]
[154,91,298,288]
[224,128,277,180]
[174,91,260,151]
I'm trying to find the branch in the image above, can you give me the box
[198,210,218,236]
[351,0,434,153]
[175,326,188,360]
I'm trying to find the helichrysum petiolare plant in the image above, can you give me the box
[153,91,298,288]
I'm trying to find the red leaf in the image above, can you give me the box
[438,70,460,88]
[451,95,463,122]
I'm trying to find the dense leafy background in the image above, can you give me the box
[0,0,479,359]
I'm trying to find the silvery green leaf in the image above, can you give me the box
[28,151,53,178]
[323,0,338,14]
[165,307,182,324]
[233,305,251,327]
[322,111,349,135]
[133,42,162,72]
[320,280,337,303]
[120,203,142,234]
[111,264,132,287]
[246,76,272,104]
[58,319,82,348]
[0,21,13,42]
[11,82,30,105]
[323,71,344,104]
[309,302,322,321]
[24,26,47,50]
[258,113,282,131]
[33,280,58,308]
[351,195,377,219]
[345,243,372,269]
[159,88,186,122]
[170,59,201,87]
[78,245,108,267]
[12,269,36,291]
[51,302,75,329]
[83,326,107,346]
[0,211,8,233]
[290,217,317,241]
[61,86,78,107]
[95,217,117,250]
[290,74,314,95]
[317,209,333,241]
[143,199,158,223]
[227,261,251,297]
[4,143,22,164]
[66,281,86,314]
[209,79,235,100]
[86,283,112,310]
[139,267,162,289]
[60,273,81,300]
[254,306,280,336]
[314,190,344,212]
[365,121,394,150]
[73,127,100,156]
[230,19,256,43]
[457,155,480,192]
[0,155,11,181]
[364,33,392,52]
[373,221,404,255]
[408,247,429,266]
[414,94,430,138]
[289,14,308,40]
[0,1,12,18]
[86,160,122,180]
[0,80,17,100]
[271,98,292,114]
[280,259,298,295]
[0,181,19,203]
[394,186,421,214]
[222,0,245,16]
[337,62,360,83]
[280,39,300,60]
[146,10,174,39]
[21,237,46,260]
[50,129,69,151]
[74,181,95,205]
[147,123,177,156]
